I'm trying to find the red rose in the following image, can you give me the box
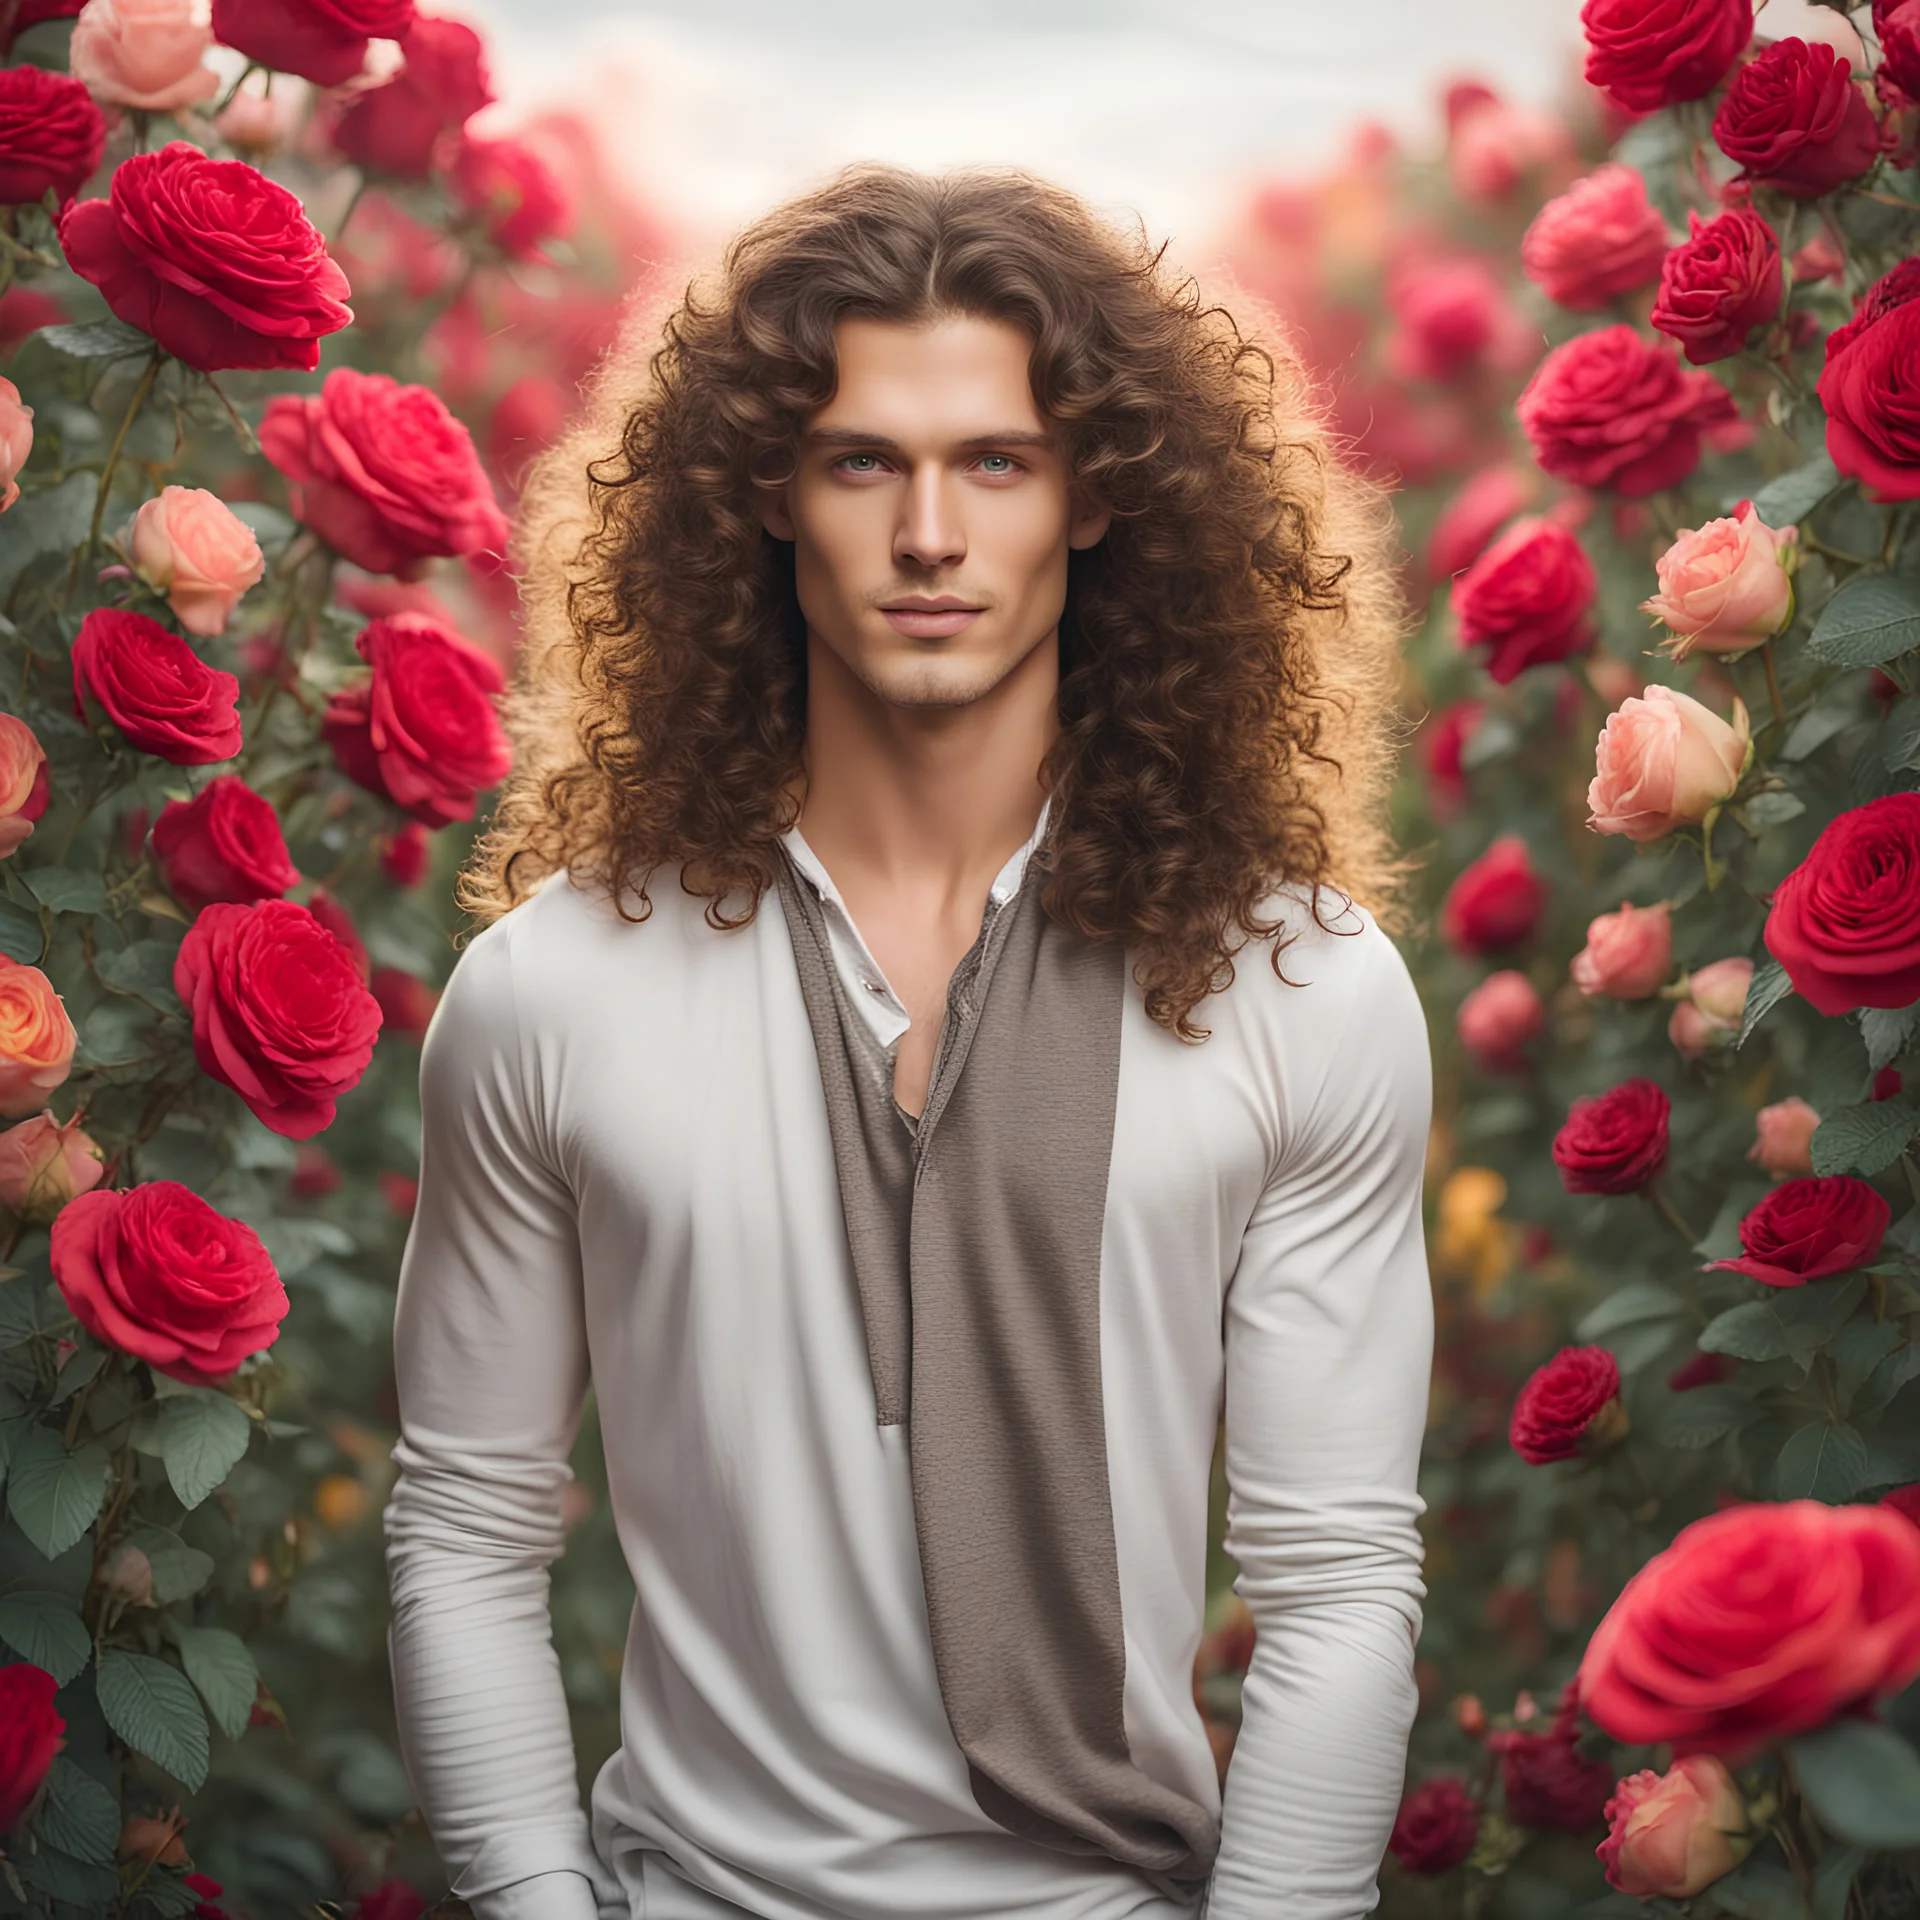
[59,142,352,374]
[1669,1349,1740,1391]
[1384,257,1520,383]
[304,887,370,981]
[1518,326,1739,497]
[211,0,415,87]
[1553,1078,1670,1194]
[354,1879,428,1920]
[1883,1485,1920,1528]
[1577,1501,1920,1763]
[1423,698,1482,817]
[1651,208,1783,365]
[1426,465,1533,585]
[1817,261,1920,502]
[1704,1175,1892,1286]
[1489,1694,1617,1831]
[1878,0,1920,107]
[1521,165,1670,312]
[1763,793,1920,1013]
[184,1869,238,1920]
[379,820,430,887]
[1388,1776,1480,1874]
[50,1180,288,1385]
[1713,39,1881,198]
[261,367,510,577]
[322,614,511,826]
[1440,835,1545,955]
[72,608,243,765]
[369,965,439,1040]
[1581,0,1752,110]
[1453,517,1596,684]
[0,1662,63,1828]
[174,899,383,1139]
[330,16,491,179]
[447,132,571,260]
[290,1141,343,1198]
[0,66,106,206]
[152,774,300,915]
[3,0,83,50]
[1510,1345,1624,1464]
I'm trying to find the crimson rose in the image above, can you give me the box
[51,1180,288,1386]
[1388,1777,1480,1874]
[1510,1345,1624,1464]
[1488,1696,1617,1831]
[447,132,571,260]
[60,142,351,373]
[1704,1176,1892,1286]
[1651,208,1782,365]
[330,15,492,178]
[1577,1501,1920,1763]
[152,774,300,914]
[261,367,510,576]
[1553,1078,1670,1194]
[4,0,83,51]
[1452,517,1595,684]
[0,65,106,206]
[1713,38,1880,197]
[72,609,243,765]
[1763,792,1920,1012]
[0,1663,63,1829]
[322,614,512,826]
[1517,327,1738,497]
[1878,0,1920,107]
[1581,0,1752,110]
[174,899,383,1139]
[1817,261,1920,502]
[1440,836,1545,955]
[211,0,415,87]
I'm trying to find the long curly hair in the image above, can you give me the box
[460,162,1417,1039]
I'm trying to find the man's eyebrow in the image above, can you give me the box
[802,427,1057,452]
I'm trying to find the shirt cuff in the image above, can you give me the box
[467,1870,607,1920]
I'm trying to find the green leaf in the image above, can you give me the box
[96,1649,209,1791]
[0,471,96,600]
[1661,1384,1762,1449]
[1775,1419,1869,1501]
[39,317,154,361]
[96,936,185,1011]
[1856,1340,1920,1423]
[19,869,110,916]
[1747,451,1841,527]
[1711,1847,1812,1920]
[1861,1002,1920,1072]
[1575,1283,1688,1341]
[136,1871,209,1918]
[13,1838,120,1908]
[0,895,45,964]
[1742,789,1807,830]
[176,1625,258,1741]
[225,500,297,553]
[31,1756,120,1865]
[1736,956,1795,1049]
[1832,1318,1905,1407]
[1788,1719,1920,1850]
[1885,694,1920,774]
[121,1524,214,1605]
[1807,573,1920,669]
[154,1389,252,1509]
[1699,1275,1867,1366]
[4,1426,109,1560]
[331,1732,414,1821]
[1779,702,1855,765]
[75,999,155,1071]
[1809,1097,1920,1176]
[1812,1846,1864,1920]
[0,1587,91,1685]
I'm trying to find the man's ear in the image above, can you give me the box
[1067,490,1110,552]
[753,478,796,543]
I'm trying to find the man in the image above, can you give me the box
[385,163,1434,1920]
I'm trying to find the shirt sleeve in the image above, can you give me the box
[1206,914,1435,1919]
[382,911,623,1920]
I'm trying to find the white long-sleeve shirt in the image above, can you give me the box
[383,816,1435,1920]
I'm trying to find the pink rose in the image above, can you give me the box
[1449,94,1577,201]
[0,1111,104,1222]
[1588,686,1751,841]
[0,374,30,512]
[1521,165,1670,311]
[69,0,218,114]
[0,713,50,859]
[1385,257,1526,383]
[1597,1755,1750,1897]
[1749,1096,1819,1177]
[1668,957,1753,1057]
[1571,901,1673,999]
[1458,970,1545,1070]
[130,487,265,639]
[1641,500,1797,661]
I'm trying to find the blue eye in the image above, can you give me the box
[979,455,1015,474]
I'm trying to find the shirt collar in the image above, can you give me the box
[780,792,1054,915]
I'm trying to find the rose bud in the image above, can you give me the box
[1553,1078,1671,1195]
[0,712,51,859]
[1668,957,1753,1058]
[1582,0,1755,112]
[1818,260,1920,504]
[1521,164,1669,311]
[0,1110,105,1221]
[107,1542,155,1608]
[0,374,31,513]
[1570,901,1672,1000]
[1652,208,1783,365]
[1510,1345,1627,1465]
[1669,1349,1739,1391]
[1712,37,1880,198]
[1704,1174,1891,1286]
[152,774,300,914]
[1388,1775,1480,1874]
[1598,1755,1751,1897]
[1457,970,1545,1071]
[1641,501,1796,661]
[129,487,266,639]
[1452,517,1597,684]
[290,1141,342,1198]
[379,820,431,888]
[0,957,78,1117]
[0,1664,65,1831]
[1748,1097,1819,1178]
[1587,686,1750,842]
[69,0,219,113]
[1441,836,1546,956]
[1452,1694,1488,1737]
[1873,1065,1905,1101]
[212,73,308,154]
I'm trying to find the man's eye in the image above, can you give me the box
[839,454,883,473]
[978,455,1017,474]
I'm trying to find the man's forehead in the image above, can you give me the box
[810,314,1051,442]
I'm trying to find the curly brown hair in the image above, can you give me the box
[460,161,1417,1039]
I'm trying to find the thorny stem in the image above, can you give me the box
[68,346,163,593]
[1644,1179,1701,1248]
[209,60,259,120]
[1760,638,1786,728]
[201,369,258,453]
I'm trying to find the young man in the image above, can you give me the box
[384,164,1435,1920]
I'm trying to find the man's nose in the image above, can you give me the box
[894,463,966,570]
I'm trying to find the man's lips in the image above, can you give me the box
[880,601,984,637]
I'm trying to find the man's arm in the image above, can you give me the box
[1207,914,1435,1918]
[383,914,619,1920]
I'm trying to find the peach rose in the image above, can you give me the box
[1642,501,1798,661]
[69,0,218,114]
[1458,969,1545,1068]
[130,487,265,638]
[1597,1755,1750,1898]
[1588,686,1751,842]
[0,957,78,1118]
[1669,957,1754,1057]
[0,714,51,860]
[0,376,30,514]
[0,1111,105,1222]
[213,76,307,155]
[1571,901,1672,999]
[1749,1096,1820,1177]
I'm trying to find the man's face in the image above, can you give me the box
[753,313,1110,711]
